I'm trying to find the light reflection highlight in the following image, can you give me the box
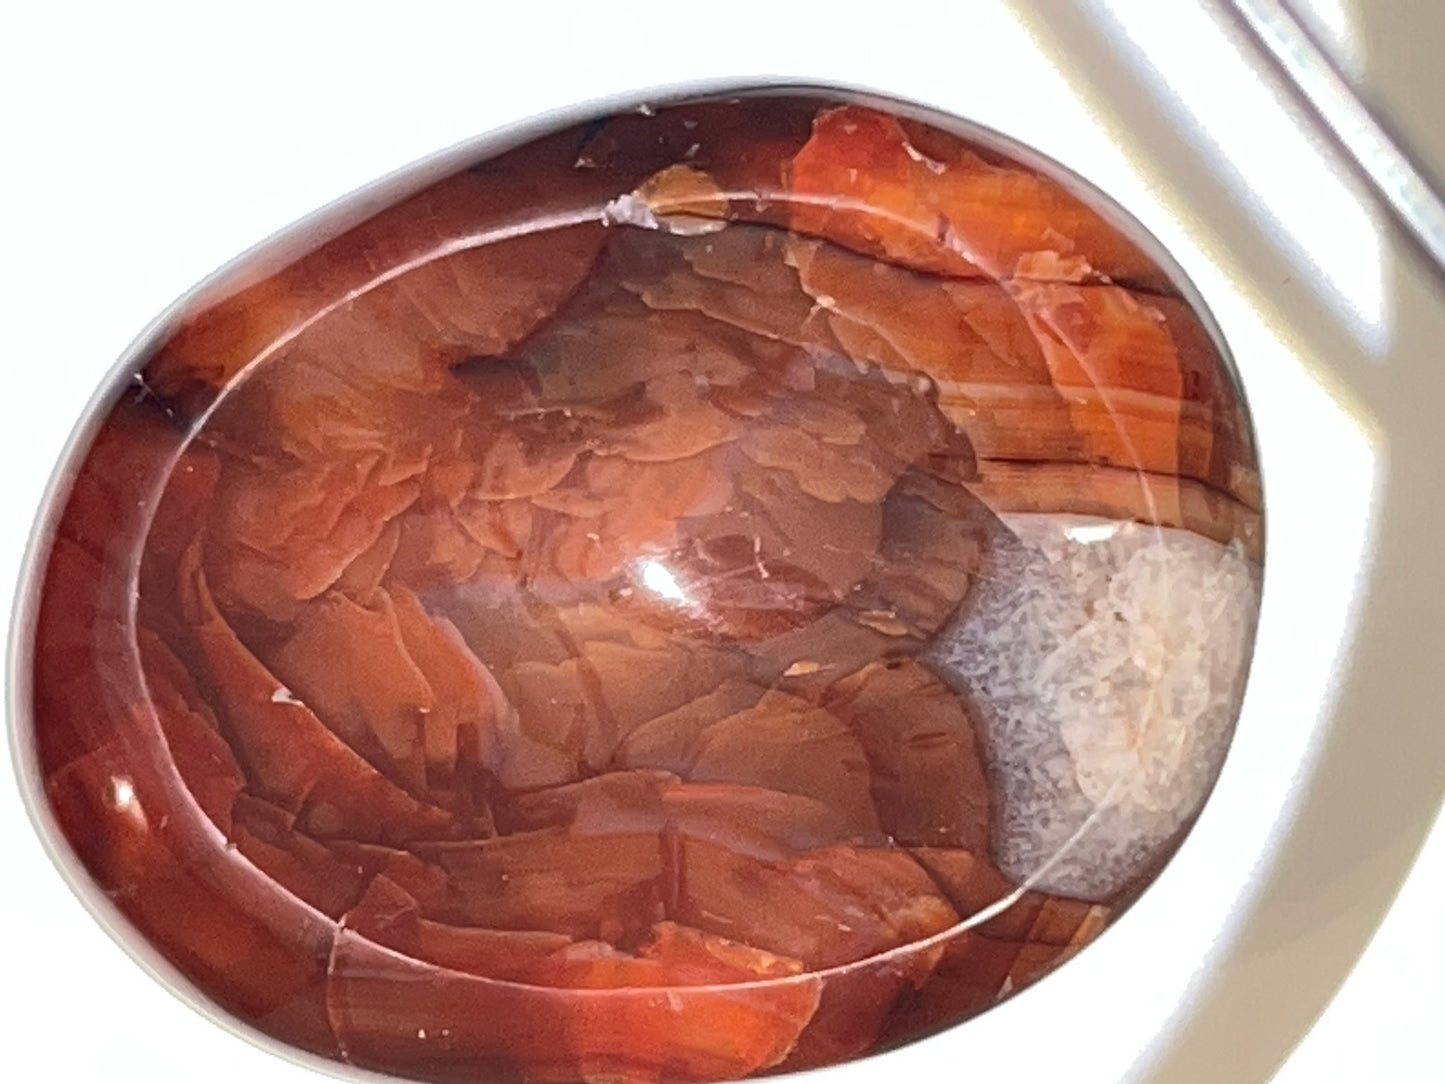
[637,558,689,604]
[1065,520,1123,545]
[109,776,136,810]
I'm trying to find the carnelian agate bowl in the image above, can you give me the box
[15,87,1262,1084]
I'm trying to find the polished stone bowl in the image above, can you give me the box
[13,86,1261,1084]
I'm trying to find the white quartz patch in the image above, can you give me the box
[929,514,1260,901]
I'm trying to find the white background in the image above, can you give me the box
[2,2,1440,1082]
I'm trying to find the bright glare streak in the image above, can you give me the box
[1285,0,1363,76]
[638,559,688,603]
[1092,0,1389,355]
[1065,521,1123,545]
[109,777,136,810]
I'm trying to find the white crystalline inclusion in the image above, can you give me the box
[929,514,1259,901]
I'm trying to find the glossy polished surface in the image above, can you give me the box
[20,89,1262,1084]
